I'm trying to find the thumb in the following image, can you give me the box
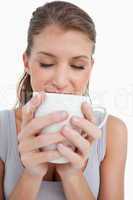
[21,92,45,128]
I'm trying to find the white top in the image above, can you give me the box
[0,109,108,199]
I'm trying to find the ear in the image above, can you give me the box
[22,52,30,75]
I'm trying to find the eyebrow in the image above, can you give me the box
[37,51,89,60]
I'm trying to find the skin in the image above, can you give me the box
[23,25,94,95]
[13,24,127,199]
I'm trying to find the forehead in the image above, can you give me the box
[32,25,93,57]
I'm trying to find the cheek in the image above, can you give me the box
[72,70,90,89]
[30,66,46,90]
[30,67,55,91]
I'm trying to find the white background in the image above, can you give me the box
[0,0,132,199]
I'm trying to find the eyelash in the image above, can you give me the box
[39,63,85,70]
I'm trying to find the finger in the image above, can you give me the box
[57,143,83,169]
[21,92,45,128]
[81,102,96,124]
[21,150,61,166]
[81,130,93,143]
[18,132,66,153]
[61,126,90,158]
[18,110,68,141]
[70,116,101,140]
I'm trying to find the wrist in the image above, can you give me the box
[59,170,83,182]
[23,169,45,182]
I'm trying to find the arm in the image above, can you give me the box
[60,171,96,200]
[0,160,5,200]
[98,115,128,200]
[9,169,44,200]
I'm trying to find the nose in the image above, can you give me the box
[52,65,68,92]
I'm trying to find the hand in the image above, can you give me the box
[18,92,68,179]
[55,102,102,180]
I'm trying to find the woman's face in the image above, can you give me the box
[23,25,94,95]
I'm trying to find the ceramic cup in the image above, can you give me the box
[33,91,107,164]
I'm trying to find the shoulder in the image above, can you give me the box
[106,115,128,147]
[107,114,127,132]
[105,114,128,161]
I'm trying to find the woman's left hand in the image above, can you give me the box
[55,102,102,179]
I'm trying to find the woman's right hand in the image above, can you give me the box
[17,92,68,179]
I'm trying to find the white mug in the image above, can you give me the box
[33,92,108,164]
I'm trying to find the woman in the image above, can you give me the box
[0,1,127,200]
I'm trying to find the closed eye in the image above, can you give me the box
[39,63,85,70]
[40,63,53,68]
[71,65,85,70]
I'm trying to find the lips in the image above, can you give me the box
[45,91,73,94]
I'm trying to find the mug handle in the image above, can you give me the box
[91,105,108,129]
[83,95,108,129]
